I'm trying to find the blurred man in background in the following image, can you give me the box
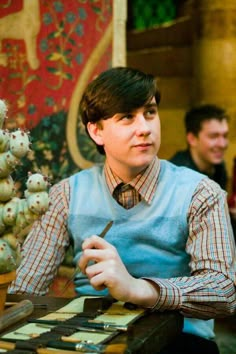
[170,104,229,190]
[170,104,236,239]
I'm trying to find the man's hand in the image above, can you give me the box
[79,235,159,307]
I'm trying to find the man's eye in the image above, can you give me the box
[146,109,157,117]
[121,114,133,120]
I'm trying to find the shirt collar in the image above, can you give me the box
[104,157,160,204]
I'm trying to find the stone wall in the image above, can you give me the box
[127,0,236,193]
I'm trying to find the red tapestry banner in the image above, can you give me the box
[0,0,112,183]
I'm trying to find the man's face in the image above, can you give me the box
[188,118,229,167]
[87,97,161,182]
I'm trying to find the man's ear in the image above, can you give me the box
[87,122,104,146]
[186,132,198,147]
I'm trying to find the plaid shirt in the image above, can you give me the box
[105,157,159,208]
[9,157,236,318]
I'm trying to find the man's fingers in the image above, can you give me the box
[82,235,109,250]
[79,240,115,273]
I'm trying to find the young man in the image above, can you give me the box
[9,67,236,354]
[170,104,236,241]
[170,104,229,190]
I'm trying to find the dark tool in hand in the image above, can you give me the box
[59,220,113,295]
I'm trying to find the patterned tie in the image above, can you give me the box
[113,183,141,209]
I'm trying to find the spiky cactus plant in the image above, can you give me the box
[0,100,49,274]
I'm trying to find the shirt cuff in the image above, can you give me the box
[144,277,182,311]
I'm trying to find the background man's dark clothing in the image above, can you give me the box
[170,149,227,190]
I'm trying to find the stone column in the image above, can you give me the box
[192,0,236,181]
[193,0,236,106]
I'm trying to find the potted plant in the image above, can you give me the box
[0,99,49,313]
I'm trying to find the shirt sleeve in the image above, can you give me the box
[149,178,236,319]
[8,179,70,295]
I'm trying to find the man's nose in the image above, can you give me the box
[135,115,151,135]
[217,136,228,148]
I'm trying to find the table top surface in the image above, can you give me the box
[2,294,183,354]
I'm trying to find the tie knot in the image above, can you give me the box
[113,183,140,209]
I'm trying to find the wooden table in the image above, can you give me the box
[1,294,183,354]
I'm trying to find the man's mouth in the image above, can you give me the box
[212,150,225,159]
[134,142,152,148]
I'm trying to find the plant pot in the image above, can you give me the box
[0,270,16,314]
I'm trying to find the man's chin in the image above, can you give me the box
[211,158,224,165]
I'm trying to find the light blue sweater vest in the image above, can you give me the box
[68,160,214,339]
